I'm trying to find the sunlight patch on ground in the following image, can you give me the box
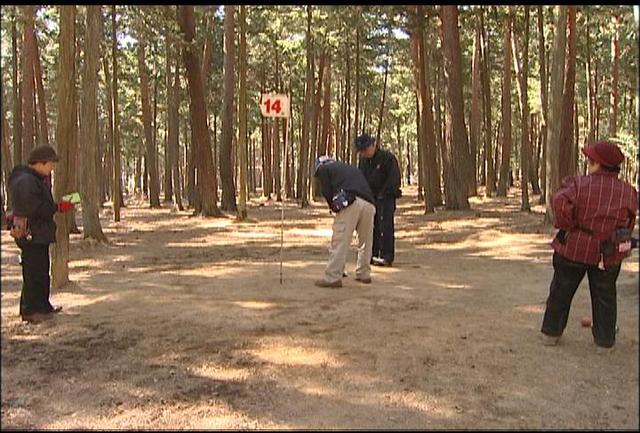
[287,228,333,238]
[53,293,116,308]
[231,301,276,310]
[297,384,337,398]
[192,363,252,382]
[514,304,546,314]
[250,339,344,368]
[376,390,456,419]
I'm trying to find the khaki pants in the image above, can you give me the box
[324,197,376,282]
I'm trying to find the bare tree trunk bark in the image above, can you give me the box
[609,14,619,137]
[12,9,22,165]
[537,5,548,205]
[469,17,481,197]
[220,5,237,212]
[480,7,495,197]
[137,36,161,208]
[497,8,512,197]
[544,6,567,224]
[559,6,577,179]
[32,30,49,146]
[52,5,76,289]
[80,5,107,241]
[111,6,122,221]
[178,5,221,216]
[439,6,470,210]
[237,5,248,219]
[21,5,36,158]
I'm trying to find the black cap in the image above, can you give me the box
[355,134,375,151]
[28,145,59,164]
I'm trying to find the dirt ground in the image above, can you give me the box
[1,186,638,429]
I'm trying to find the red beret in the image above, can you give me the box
[581,141,624,168]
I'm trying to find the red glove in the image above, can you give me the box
[57,200,75,213]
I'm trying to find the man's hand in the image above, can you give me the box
[57,200,75,213]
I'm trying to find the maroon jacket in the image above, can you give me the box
[551,170,638,267]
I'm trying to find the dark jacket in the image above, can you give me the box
[358,147,401,200]
[315,161,375,208]
[8,165,57,245]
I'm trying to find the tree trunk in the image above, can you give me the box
[298,6,312,207]
[469,17,481,197]
[164,38,173,203]
[80,5,107,242]
[497,8,512,197]
[352,24,360,167]
[375,57,389,147]
[609,14,619,137]
[169,57,184,210]
[559,6,577,180]
[414,6,435,213]
[178,5,221,217]
[102,56,113,205]
[111,6,122,221]
[12,9,22,165]
[544,6,567,224]
[585,9,596,145]
[52,5,76,289]
[513,6,531,211]
[439,6,470,210]
[21,5,36,158]
[166,34,183,210]
[237,5,248,220]
[219,5,237,212]
[274,53,282,202]
[480,7,495,197]
[537,5,548,205]
[32,29,49,146]
[311,49,325,199]
[321,57,332,157]
[137,36,161,208]
[2,86,14,210]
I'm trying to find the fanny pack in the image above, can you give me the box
[331,190,356,213]
[600,227,633,257]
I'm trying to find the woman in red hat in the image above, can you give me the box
[540,140,638,353]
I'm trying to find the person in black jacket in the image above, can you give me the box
[356,134,401,267]
[313,156,376,288]
[8,145,75,323]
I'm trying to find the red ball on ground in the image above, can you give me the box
[580,317,592,327]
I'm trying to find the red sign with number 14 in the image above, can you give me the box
[261,94,290,118]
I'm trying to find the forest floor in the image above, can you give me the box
[1,185,638,429]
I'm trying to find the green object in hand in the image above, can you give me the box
[62,192,81,204]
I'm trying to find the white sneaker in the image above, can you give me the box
[595,345,615,354]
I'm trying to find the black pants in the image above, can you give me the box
[373,198,396,263]
[19,242,54,316]
[541,252,620,348]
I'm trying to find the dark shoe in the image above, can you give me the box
[21,312,54,324]
[314,279,343,288]
[342,271,348,278]
[355,276,372,284]
[541,333,560,346]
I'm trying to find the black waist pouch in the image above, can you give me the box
[331,190,356,213]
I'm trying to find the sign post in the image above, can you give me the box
[261,94,290,284]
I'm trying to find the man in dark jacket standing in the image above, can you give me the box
[313,156,376,288]
[8,145,75,323]
[356,134,401,267]
[540,141,638,353]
